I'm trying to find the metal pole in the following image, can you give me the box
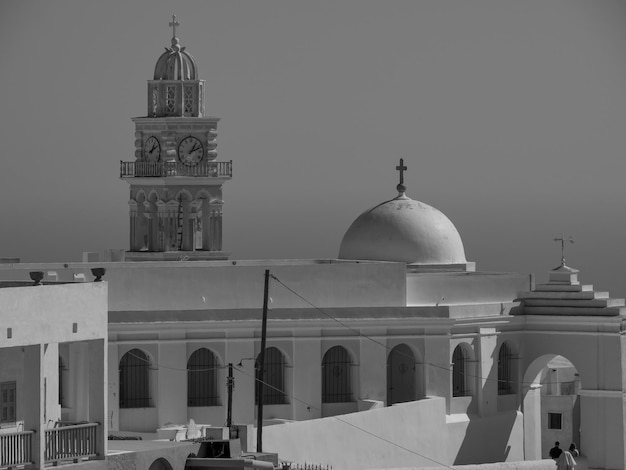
[256,269,270,453]
[226,363,234,429]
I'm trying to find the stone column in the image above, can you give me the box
[88,339,107,461]
[292,337,321,420]
[157,341,187,430]
[69,342,89,422]
[424,333,451,412]
[522,384,542,460]
[359,328,387,403]
[477,328,498,417]
[129,201,138,251]
[107,342,119,431]
[23,344,44,468]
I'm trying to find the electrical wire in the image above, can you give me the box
[232,363,456,470]
[270,274,577,389]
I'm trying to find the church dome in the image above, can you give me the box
[154,37,198,80]
[338,186,467,265]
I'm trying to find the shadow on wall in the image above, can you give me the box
[454,411,519,465]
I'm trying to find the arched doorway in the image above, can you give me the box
[387,344,416,405]
[149,458,173,470]
[522,354,580,460]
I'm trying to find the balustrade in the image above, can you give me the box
[44,422,99,464]
[120,160,232,178]
[0,431,33,468]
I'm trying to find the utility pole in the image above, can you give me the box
[256,269,270,453]
[226,363,234,429]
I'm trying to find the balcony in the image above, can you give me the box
[0,423,100,469]
[0,430,34,468]
[45,422,99,464]
[120,160,232,178]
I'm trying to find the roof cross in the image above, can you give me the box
[396,158,407,186]
[169,14,180,39]
[553,234,574,267]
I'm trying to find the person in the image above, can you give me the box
[569,443,579,457]
[550,441,563,460]
[556,449,577,470]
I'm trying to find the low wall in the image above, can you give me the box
[263,398,528,470]
[374,458,587,470]
[107,440,201,470]
[263,398,449,470]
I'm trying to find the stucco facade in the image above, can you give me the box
[0,280,108,469]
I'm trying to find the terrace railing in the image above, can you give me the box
[0,430,33,468]
[120,160,233,178]
[44,422,99,464]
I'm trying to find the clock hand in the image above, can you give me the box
[190,144,200,153]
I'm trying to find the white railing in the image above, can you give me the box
[120,160,233,178]
[0,430,33,468]
[44,422,99,464]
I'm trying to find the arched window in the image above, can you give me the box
[187,348,219,406]
[498,342,514,395]
[255,347,287,405]
[322,346,352,403]
[452,345,470,397]
[119,349,151,408]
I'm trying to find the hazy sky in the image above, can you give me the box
[1,1,626,296]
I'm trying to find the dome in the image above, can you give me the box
[154,37,198,80]
[338,191,467,265]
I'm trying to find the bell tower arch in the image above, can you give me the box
[120,15,232,261]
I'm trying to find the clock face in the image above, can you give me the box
[178,136,204,165]
[143,136,161,162]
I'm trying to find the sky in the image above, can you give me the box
[1,1,626,297]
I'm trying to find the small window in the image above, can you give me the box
[166,86,176,114]
[184,86,193,114]
[548,412,562,430]
[1,382,16,424]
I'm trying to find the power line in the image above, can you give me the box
[270,274,577,389]
[232,363,455,470]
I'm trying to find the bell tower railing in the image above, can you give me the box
[120,161,232,178]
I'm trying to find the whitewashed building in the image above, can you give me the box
[1,18,626,470]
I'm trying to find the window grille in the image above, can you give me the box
[152,85,159,115]
[184,86,193,114]
[322,346,352,403]
[119,349,151,408]
[255,347,287,405]
[452,345,470,397]
[166,86,176,114]
[0,382,16,423]
[548,412,562,430]
[187,348,219,406]
[498,343,514,395]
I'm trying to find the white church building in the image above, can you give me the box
[1,18,626,470]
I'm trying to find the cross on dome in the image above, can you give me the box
[396,158,407,194]
[169,14,180,39]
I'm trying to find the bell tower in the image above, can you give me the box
[120,16,232,261]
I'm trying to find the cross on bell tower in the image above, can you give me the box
[169,14,180,38]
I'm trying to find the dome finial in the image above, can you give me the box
[395,158,408,197]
